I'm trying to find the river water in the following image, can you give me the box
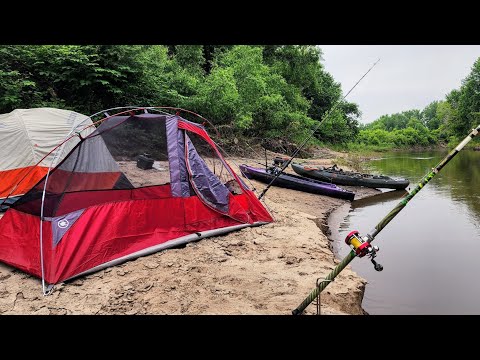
[331,150,480,314]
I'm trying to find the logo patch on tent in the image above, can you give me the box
[50,209,85,246]
[58,219,70,229]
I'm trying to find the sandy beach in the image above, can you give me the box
[0,153,379,315]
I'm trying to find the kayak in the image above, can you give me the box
[291,163,409,190]
[239,164,355,201]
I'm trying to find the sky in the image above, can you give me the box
[318,45,480,124]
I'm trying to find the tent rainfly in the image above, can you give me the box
[0,107,273,293]
[0,108,93,203]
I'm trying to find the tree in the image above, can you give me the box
[421,101,441,130]
[455,58,480,135]
[193,45,316,143]
[0,45,152,114]
[174,45,205,76]
[0,44,365,149]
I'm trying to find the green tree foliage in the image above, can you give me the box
[190,46,316,143]
[357,109,437,149]
[0,45,360,148]
[263,45,359,143]
[357,56,480,149]
[2,45,478,152]
[174,45,205,76]
[421,101,441,130]
[0,45,151,114]
[452,58,480,135]
[365,110,421,131]
[192,67,240,124]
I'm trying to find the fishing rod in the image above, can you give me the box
[257,58,380,200]
[292,124,480,315]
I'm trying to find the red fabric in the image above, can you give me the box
[0,192,272,284]
[52,193,270,282]
[0,166,49,198]
[240,189,273,223]
[46,169,122,193]
[178,121,219,152]
[0,120,273,284]
[178,119,273,224]
[0,209,53,280]
[55,185,172,216]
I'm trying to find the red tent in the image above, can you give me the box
[0,107,273,293]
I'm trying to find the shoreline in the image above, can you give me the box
[0,155,379,315]
[228,156,380,314]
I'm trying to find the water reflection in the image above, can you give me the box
[333,150,480,314]
[367,150,480,219]
[351,190,408,209]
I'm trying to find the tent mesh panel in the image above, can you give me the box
[12,113,244,218]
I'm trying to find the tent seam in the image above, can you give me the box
[14,110,37,165]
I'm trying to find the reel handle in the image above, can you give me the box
[371,258,383,271]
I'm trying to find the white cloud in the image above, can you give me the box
[318,45,480,123]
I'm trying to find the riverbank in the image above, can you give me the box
[0,152,379,315]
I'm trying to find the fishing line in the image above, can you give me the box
[213,140,277,220]
[292,124,480,315]
[258,58,381,200]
